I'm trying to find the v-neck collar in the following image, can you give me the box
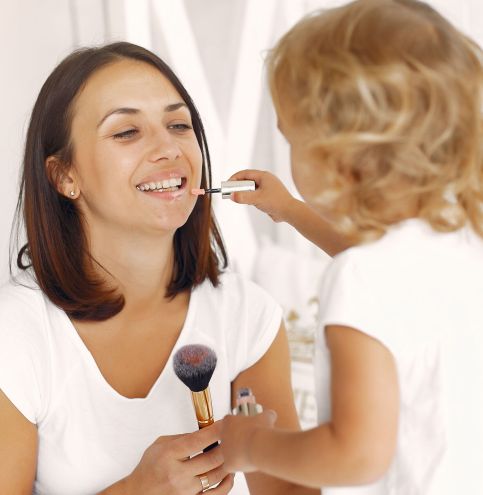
[57,285,199,402]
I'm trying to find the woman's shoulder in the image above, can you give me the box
[195,270,282,330]
[0,274,47,333]
[217,269,259,290]
[0,275,52,424]
[199,271,283,378]
[203,269,278,304]
[0,272,42,302]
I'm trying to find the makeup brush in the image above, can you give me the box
[173,344,218,451]
[191,179,255,198]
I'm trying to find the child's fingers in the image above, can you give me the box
[228,169,266,183]
[230,190,259,205]
[258,409,277,427]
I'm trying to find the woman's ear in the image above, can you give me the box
[45,156,79,199]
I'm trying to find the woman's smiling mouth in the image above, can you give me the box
[136,176,187,193]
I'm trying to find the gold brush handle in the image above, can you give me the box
[191,388,218,452]
[190,389,214,427]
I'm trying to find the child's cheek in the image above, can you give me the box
[291,156,322,203]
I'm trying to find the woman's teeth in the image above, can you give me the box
[137,177,183,192]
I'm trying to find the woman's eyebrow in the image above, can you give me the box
[97,102,188,128]
[97,107,139,128]
[165,102,188,112]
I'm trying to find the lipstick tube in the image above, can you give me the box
[193,180,256,198]
[232,387,263,416]
[219,180,255,198]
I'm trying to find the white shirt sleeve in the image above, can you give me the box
[0,283,50,424]
[242,278,283,370]
[318,251,400,355]
[222,273,283,381]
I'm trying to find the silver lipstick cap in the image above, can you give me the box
[221,180,256,199]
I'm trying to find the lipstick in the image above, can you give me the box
[191,180,256,199]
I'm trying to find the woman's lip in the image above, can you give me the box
[140,186,187,201]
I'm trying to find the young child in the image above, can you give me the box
[220,1,483,494]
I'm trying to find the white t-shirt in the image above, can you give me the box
[315,218,483,494]
[0,271,282,495]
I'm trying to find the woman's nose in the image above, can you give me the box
[147,131,181,162]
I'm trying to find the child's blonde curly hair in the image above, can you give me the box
[267,0,483,242]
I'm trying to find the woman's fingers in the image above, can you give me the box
[128,424,227,493]
[170,423,222,460]
[203,472,235,494]
[189,465,233,493]
[184,445,224,476]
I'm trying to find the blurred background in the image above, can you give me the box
[1,0,482,426]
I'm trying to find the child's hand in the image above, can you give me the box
[220,409,277,473]
[227,169,296,223]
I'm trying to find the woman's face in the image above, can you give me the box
[68,59,202,237]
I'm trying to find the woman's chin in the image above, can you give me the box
[154,214,192,234]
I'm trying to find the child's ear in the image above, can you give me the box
[45,156,79,199]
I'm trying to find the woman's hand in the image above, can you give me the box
[227,169,297,223]
[220,410,277,474]
[124,421,234,494]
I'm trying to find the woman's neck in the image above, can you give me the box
[87,225,178,318]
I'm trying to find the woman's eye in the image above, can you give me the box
[113,129,139,140]
[168,123,192,131]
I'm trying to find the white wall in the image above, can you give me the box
[1,0,482,283]
[0,0,72,282]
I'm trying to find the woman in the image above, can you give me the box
[0,42,317,495]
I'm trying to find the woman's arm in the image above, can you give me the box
[0,387,230,495]
[224,325,399,488]
[231,322,319,495]
[0,389,38,494]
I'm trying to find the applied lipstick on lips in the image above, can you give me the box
[191,180,255,199]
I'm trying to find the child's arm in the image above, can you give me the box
[220,325,399,488]
[230,323,323,495]
[228,169,352,256]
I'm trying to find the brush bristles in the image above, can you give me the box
[173,344,217,392]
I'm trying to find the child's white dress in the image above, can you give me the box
[316,219,483,494]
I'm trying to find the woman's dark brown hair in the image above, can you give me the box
[11,42,227,321]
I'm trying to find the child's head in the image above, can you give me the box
[268,0,483,241]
